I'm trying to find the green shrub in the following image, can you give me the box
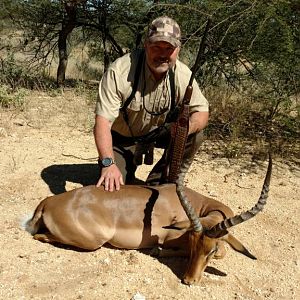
[204,82,299,159]
[0,53,56,90]
[0,84,27,109]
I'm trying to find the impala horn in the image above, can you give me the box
[206,154,272,238]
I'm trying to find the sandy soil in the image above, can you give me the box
[0,91,299,300]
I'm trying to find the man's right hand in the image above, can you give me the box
[96,164,124,192]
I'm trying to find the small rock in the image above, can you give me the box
[102,258,110,265]
[208,190,218,197]
[0,127,8,137]
[143,278,151,284]
[127,252,139,265]
[13,119,26,126]
[131,292,146,300]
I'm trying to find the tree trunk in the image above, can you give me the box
[56,2,80,87]
[57,31,69,86]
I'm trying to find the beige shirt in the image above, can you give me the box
[95,49,209,137]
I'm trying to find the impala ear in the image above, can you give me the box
[163,220,192,232]
[222,233,256,260]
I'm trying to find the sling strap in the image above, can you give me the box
[120,50,145,124]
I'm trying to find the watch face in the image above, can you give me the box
[102,157,114,167]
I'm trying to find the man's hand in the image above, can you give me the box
[96,164,124,192]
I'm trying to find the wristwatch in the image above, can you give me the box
[98,157,115,168]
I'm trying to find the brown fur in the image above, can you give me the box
[25,183,256,284]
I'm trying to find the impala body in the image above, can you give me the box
[25,157,272,285]
[26,185,233,250]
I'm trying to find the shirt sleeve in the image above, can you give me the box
[175,60,209,113]
[189,80,209,113]
[95,67,123,122]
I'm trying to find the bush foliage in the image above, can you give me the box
[0,0,299,158]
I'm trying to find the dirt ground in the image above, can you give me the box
[0,90,299,300]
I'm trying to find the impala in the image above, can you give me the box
[25,156,272,285]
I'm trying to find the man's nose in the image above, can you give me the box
[160,48,172,57]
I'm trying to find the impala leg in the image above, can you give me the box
[150,246,188,257]
[152,240,226,258]
[159,247,188,257]
[151,230,190,257]
[33,233,61,244]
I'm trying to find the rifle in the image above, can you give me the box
[168,18,212,183]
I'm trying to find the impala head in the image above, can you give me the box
[173,154,272,285]
[182,227,257,285]
[183,232,219,285]
[165,220,256,285]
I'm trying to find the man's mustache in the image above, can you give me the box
[154,58,170,64]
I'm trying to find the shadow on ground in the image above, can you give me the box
[138,249,227,281]
[41,163,99,194]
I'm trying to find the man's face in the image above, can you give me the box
[144,41,180,79]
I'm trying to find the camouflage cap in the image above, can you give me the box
[147,16,181,47]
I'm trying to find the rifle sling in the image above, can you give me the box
[168,90,191,183]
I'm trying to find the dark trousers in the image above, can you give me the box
[112,130,204,185]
